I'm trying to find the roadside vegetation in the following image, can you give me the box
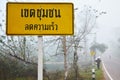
[43,63,105,80]
[0,36,38,80]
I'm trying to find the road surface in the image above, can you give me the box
[102,54,120,80]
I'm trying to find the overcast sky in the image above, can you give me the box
[0,0,120,48]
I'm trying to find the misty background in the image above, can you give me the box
[0,0,120,80]
[0,0,120,67]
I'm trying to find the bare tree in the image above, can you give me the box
[66,5,106,80]
[0,36,38,65]
[43,5,106,80]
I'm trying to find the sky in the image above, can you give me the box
[0,0,120,53]
[97,0,120,43]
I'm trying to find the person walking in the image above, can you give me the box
[95,57,101,69]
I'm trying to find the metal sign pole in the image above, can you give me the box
[92,55,95,80]
[38,36,43,80]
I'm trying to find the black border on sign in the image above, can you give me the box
[6,2,74,35]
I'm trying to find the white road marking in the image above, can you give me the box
[102,61,113,80]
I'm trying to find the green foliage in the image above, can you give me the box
[43,64,105,80]
[90,42,108,53]
[95,65,105,80]
[0,56,37,80]
[0,39,3,43]
[15,77,36,80]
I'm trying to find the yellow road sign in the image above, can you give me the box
[90,51,95,56]
[6,3,74,35]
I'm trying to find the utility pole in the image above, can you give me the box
[92,33,96,80]
[38,36,43,80]
[93,33,96,62]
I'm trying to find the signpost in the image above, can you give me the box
[90,50,96,80]
[6,2,74,80]
[38,36,43,80]
[90,50,95,56]
[6,3,74,35]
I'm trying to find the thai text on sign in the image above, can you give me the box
[6,3,74,35]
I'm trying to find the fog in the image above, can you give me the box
[1,0,120,71]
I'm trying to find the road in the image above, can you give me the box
[102,54,120,80]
